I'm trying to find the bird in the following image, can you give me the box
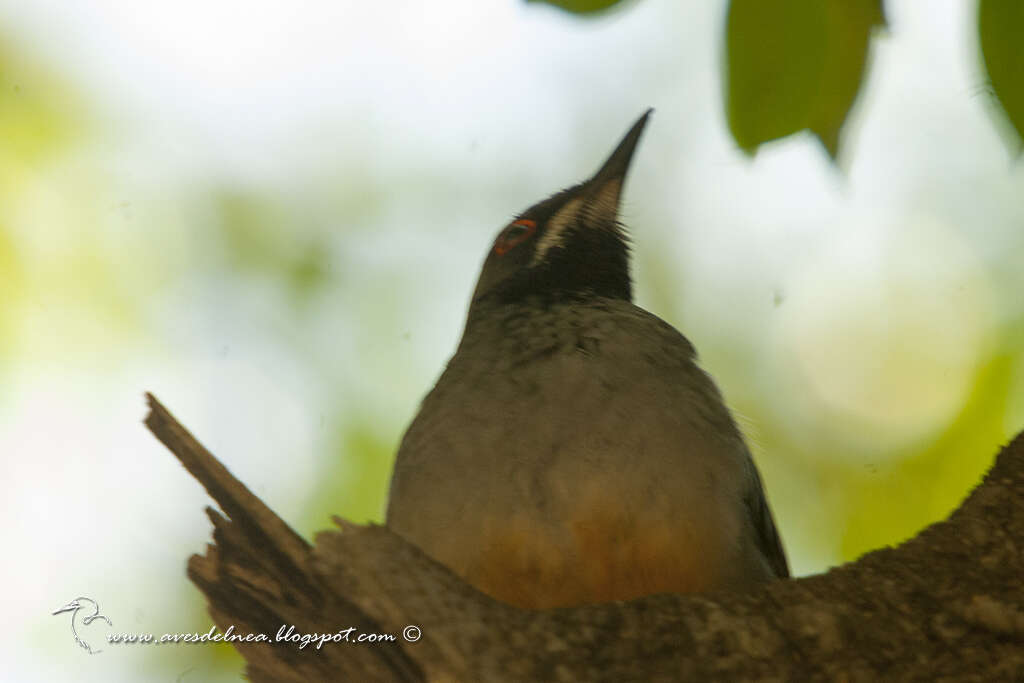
[386,110,788,609]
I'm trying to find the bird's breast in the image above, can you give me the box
[387,300,756,608]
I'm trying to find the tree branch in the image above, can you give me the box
[144,392,1024,681]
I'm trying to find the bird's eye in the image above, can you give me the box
[494,219,537,255]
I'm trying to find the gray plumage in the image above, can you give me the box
[386,111,787,608]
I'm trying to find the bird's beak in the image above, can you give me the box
[52,601,79,615]
[589,109,652,186]
[583,109,652,220]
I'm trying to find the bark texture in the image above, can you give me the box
[144,393,1024,682]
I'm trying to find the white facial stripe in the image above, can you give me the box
[529,180,624,266]
[531,196,583,265]
[588,179,622,226]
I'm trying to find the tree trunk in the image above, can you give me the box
[144,393,1024,682]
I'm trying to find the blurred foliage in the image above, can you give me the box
[978,0,1024,152]
[299,420,393,534]
[837,351,1012,559]
[0,35,86,361]
[525,0,632,15]
[724,0,885,160]
[0,225,20,359]
[213,190,331,305]
[0,36,84,180]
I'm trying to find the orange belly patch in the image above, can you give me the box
[462,502,724,609]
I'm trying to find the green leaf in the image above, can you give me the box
[525,0,631,16]
[725,0,885,160]
[978,0,1024,154]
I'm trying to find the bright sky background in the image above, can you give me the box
[3,0,1023,680]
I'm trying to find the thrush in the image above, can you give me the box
[386,110,788,609]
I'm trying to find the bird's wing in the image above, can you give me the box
[745,461,790,579]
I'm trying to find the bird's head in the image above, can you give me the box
[52,599,85,616]
[469,110,651,310]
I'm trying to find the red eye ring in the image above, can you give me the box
[494,219,537,255]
